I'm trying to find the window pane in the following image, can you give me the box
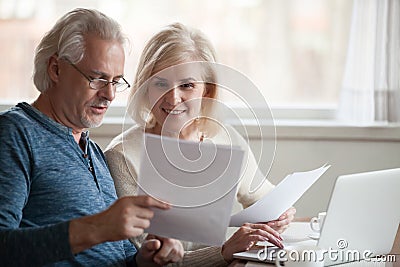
[0,0,352,107]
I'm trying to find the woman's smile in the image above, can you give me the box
[162,108,186,115]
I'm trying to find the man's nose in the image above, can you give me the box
[98,83,116,102]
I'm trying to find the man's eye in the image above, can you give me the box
[91,78,108,84]
[91,78,107,82]
[112,79,122,85]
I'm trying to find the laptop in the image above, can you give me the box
[233,168,400,265]
[318,168,400,266]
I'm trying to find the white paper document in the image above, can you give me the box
[230,165,330,227]
[138,133,245,245]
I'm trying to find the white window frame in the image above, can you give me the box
[1,102,399,142]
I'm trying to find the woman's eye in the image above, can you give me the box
[180,83,195,89]
[155,81,168,88]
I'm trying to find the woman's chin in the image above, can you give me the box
[161,117,195,134]
[160,124,184,135]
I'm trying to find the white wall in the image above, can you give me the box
[251,138,400,217]
[91,120,400,217]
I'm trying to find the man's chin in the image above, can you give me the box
[81,116,104,128]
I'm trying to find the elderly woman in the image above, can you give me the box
[105,23,295,266]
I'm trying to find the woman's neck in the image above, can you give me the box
[148,123,202,142]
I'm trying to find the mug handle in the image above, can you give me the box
[310,217,320,232]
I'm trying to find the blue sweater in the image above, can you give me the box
[0,102,136,266]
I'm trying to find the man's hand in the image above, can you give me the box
[136,235,184,267]
[69,195,170,254]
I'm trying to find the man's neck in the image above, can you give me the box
[31,94,84,143]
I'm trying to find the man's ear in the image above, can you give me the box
[48,55,60,83]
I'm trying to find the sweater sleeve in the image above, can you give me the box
[0,222,73,266]
[228,125,275,209]
[0,116,74,266]
[166,246,228,267]
[105,147,139,198]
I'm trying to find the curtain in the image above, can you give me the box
[337,0,400,124]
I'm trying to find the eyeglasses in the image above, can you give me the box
[65,59,131,92]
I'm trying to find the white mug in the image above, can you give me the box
[275,245,325,267]
[309,211,326,233]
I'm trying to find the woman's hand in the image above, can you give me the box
[267,206,296,233]
[221,223,283,262]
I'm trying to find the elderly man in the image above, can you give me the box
[0,8,183,267]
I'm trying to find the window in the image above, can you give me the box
[0,0,352,111]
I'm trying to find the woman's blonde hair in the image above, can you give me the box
[128,23,220,137]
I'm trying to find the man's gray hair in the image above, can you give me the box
[33,8,127,92]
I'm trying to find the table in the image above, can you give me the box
[228,221,400,267]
